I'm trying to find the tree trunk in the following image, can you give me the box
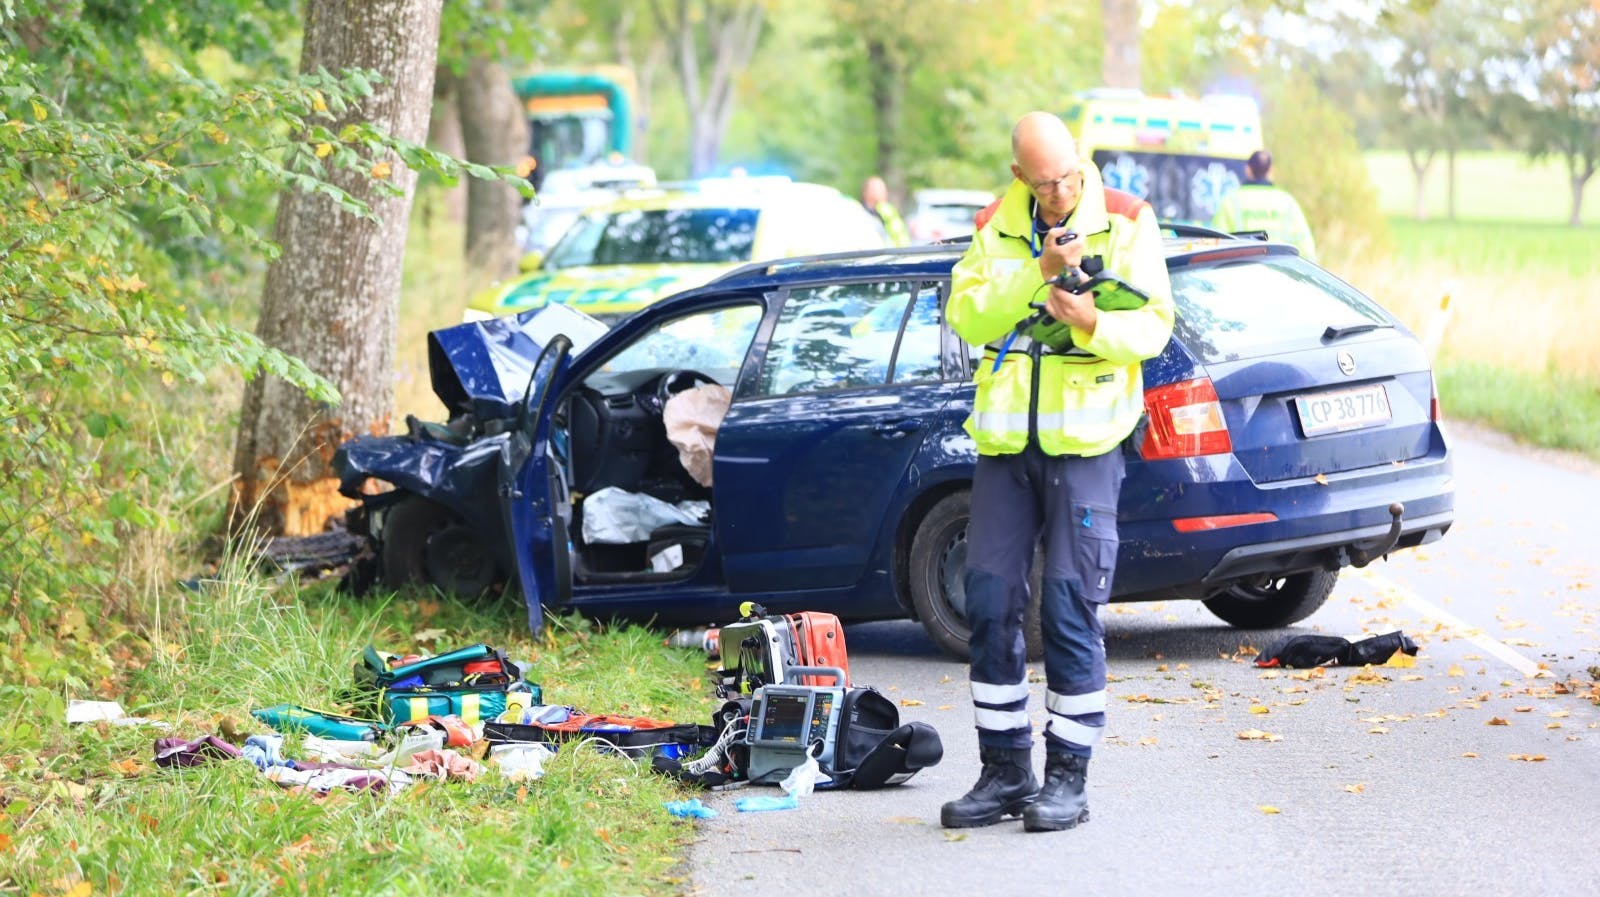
[428,69,467,228]
[866,38,902,203]
[1100,0,1141,90]
[230,0,443,536]
[1406,147,1434,220]
[652,0,765,178]
[1573,171,1589,228]
[460,55,529,283]
[1445,146,1456,221]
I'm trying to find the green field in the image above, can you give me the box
[1364,150,1599,226]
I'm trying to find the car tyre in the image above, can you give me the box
[380,497,500,599]
[1203,569,1339,628]
[909,491,1043,662]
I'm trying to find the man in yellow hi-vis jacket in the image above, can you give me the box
[1210,149,1317,261]
[940,111,1174,833]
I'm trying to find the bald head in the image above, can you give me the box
[1010,111,1083,222]
[861,175,888,207]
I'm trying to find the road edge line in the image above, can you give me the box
[1351,568,1546,679]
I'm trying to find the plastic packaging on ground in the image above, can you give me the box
[490,743,557,781]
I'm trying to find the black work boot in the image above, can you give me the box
[939,745,1038,828]
[1023,751,1090,832]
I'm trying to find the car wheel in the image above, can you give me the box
[380,497,501,599]
[1202,569,1339,628]
[908,491,1043,662]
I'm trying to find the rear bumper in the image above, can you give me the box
[1200,509,1452,584]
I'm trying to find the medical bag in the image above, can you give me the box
[354,643,539,727]
[716,604,849,694]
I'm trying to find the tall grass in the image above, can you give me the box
[1364,150,1599,226]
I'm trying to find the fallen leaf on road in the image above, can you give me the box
[1369,727,1389,735]
[1513,706,1533,713]
[943,831,968,842]
[1546,722,1563,730]
[1348,667,1390,685]
[1344,783,1366,794]
[1249,705,1270,714]
[939,675,952,684]
[1504,638,1539,647]
[1487,717,1509,726]
[1289,668,1327,681]
[1237,729,1282,742]
[899,699,924,707]
[1384,652,1417,668]
[1258,805,1282,814]
[1155,663,1168,672]
[1139,737,1158,746]
[1461,752,1478,758]
[1447,664,1466,677]
[1401,675,1425,682]
[937,705,954,711]
[1258,670,1281,679]
[1549,710,1571,718]
[1508,754,1547,762]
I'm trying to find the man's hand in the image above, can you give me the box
[1045,283,1097,337]
[1037,227,1085,281]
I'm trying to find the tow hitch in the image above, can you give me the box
[1345,502,1404,568]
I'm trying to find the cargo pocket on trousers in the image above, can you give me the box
[1072,502,1118,604]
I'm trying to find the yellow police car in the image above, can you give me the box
[465,178,891,324]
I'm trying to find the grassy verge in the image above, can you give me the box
[1436,362,1600,461]
[2,557,716,896]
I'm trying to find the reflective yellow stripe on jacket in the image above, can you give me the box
[948,164,1175,457]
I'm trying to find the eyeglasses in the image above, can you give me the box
[1026,170,1083,195]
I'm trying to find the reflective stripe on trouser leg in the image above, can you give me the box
[1037,450,1121,757]
[965,453,1041,750]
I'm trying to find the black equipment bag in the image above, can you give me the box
[823,688,943,789]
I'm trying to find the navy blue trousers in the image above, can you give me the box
[964,445,1124,757]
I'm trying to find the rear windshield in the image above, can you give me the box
[545,206,758,269]
[1171,255,1391,363]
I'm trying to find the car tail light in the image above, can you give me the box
[1141,377,1233,460]
[1172,512,1277,533]
[1430,373,1441,422]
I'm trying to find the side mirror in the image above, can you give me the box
[519,251,545,273]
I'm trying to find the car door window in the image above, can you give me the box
[758,281,917,396]
[595,303,763,386]
[891,284,945,384]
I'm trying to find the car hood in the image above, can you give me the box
[468,262,732,317]
[427,304,607,421]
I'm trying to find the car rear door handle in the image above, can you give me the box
[873,418,923,438]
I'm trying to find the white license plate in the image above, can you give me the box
[1294,383,1391,437]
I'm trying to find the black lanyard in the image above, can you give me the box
[1028,198,1067,259]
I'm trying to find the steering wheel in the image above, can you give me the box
[654,369,718,410]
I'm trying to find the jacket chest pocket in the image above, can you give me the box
[1071,500,1118,604]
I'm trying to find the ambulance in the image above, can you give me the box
[1064,89,1263,224]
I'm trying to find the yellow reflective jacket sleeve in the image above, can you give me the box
[1070,205,1175,366]
[947,228,1047,347]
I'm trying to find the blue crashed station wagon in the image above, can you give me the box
[334,229,1454,658]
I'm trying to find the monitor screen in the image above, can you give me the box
[758,693,810,743]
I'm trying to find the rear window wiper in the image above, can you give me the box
[1323,322,1390,341]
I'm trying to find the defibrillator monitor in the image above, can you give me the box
[755,693,811,744]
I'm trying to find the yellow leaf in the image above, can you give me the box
[1155,663,1168,672]
[1508,753,1547,762]
[1237,729,1282,742]
[1446,664,1465,677]
[1546,722,1562,730]
[1138,737,1158,746]
[1368,726,1389,735]
[1461,752,1478,758]
[371,160,392,179]
[311,90,328,114]
[1343,783,1365,794]
[899,699,924,707]
[936,704,954,711]
[1248,705,1269,714]
[1313,473,1329,486]
[66,882,91,897]
[1550,710,1571,718]
[1513,706,1533,713]
[1383,652,1416,668]
[1258,805,1281,814]
[315,142,333,158]
[943,831,968,842]
[1486,717,1509,726]
[32,99,48,121]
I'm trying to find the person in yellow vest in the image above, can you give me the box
[1210,149,1317,261]
[941,111,1174,833]
[861,175,910,247]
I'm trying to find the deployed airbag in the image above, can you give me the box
[663,383,732,487]
[582,486,709,544]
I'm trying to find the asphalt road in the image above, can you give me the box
[685,425,1600,896]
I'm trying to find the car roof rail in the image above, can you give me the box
[704,242,969,287]
[1161,222,1267,241]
